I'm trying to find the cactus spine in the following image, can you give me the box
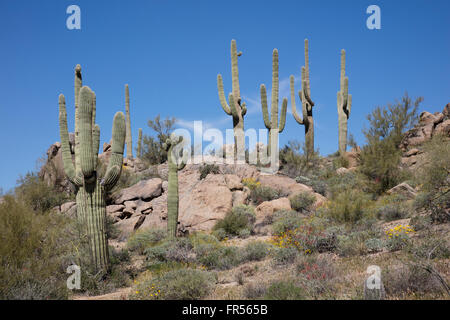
[260,48,287,158]
[59,65,126,271]
[217,39,247,159]
[125,84,133,159]
[137,128,142,158]
[290,39,315,159]
[337,49,352,155]
[163,135,186,238]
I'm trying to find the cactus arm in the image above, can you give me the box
[304,39,310,95]
[241,102,247,116]
[59,94,82,186]
[137,128,142,158]
[217,74,232,115]
[290,75,304,124]
[271,49,279,128]
[230,39,240,100]
[78,86,95,180]
[347,94,352,116]
[102,112,126,189]
[74,64,82,181]
[93,124,100,162]
[228,93,239,118]
[279,98,287,133]
[260,84,271,129]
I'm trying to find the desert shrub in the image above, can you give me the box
[376,203,409,221]
[295,254,336,298]
[324,190,372,224]
[414,135,450,223]
[410,214,432,231]
[408,236,450,260]
[238,228,251,238]
[132,268,215,300]
[199,163,220,180]
[271,210,303,234]
[250,185,283,205]
[144,238,194,266]
[332,155,349,169]
[271,246,298,265]
[105,215,120,239]
[243,282,267,299]
[364,238,385,253]
[336,230,381,256]
[141,115,177,165]
[242,177,260,190]
[383,264,445,297]
[15,172,71,213]
[189,232,220,247]
[243,241,269,262]
[326,171,370,198]
[279,140,320,178]
[296,176,328,196]
[211,228,227,241]
[360,93,422,194]
[213,205,255,237]
[264,280,306,300]
[0,196,73,299]
[127,228,166,254]
[384,224,414,252]
[289,192,316,213]
[195,245,244,270]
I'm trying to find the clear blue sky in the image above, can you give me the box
[1,0,449,192]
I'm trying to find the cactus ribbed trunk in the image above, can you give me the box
[337,49,352,156]
[76,180,109,268]
[260,49,287,163]
[290,39,315,160]
[164,136,186,239]
[217,39,247,160]
[59,65,126,271]
[125,84,133,159]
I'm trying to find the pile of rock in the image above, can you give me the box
[400,104,450,168]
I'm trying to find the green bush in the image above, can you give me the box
[243,241,269,261]
[195,245,244,270]
[279,140,321,179]
[127,228,166,254]
[364,238,385,253]
[271,210,303,235]
[15,172,72,213]
[250,186,283,205]
[271,247,298,265]
[243,282,267,299]
[199,164,220,180]
[324,190,372,224]
[376,203,408,221]
[213,205,255,237]
[0,196,73,299]
[132,268,216,300]
[289,192,316,213]
[264,280,306,300]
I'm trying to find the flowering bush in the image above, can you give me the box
[242,178,260,190]
[385,224,414,251]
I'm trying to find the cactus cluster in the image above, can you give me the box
[59,65,126,271]
[337,49,352,155]
[260,49,287,159]
[290,39,315,159]
[217,39,247,160]
[163,135,187,238]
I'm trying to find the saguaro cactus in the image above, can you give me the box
[290,39,315,160]
[163,135,187,238]
[137,128,142,158]
[217,39,247,159]
[59,65,126,271]
[125,84,133,159]
[337,49,352,155]
[260,48,287,159]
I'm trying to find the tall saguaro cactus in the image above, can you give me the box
[337,49,352,155]
[125,84,133,159]
[217,39,247,159]
[163,135,187,238]
[290,39,315,160]
[59,65,126,271]
[137,128,142,158]
[260,48,287,159]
